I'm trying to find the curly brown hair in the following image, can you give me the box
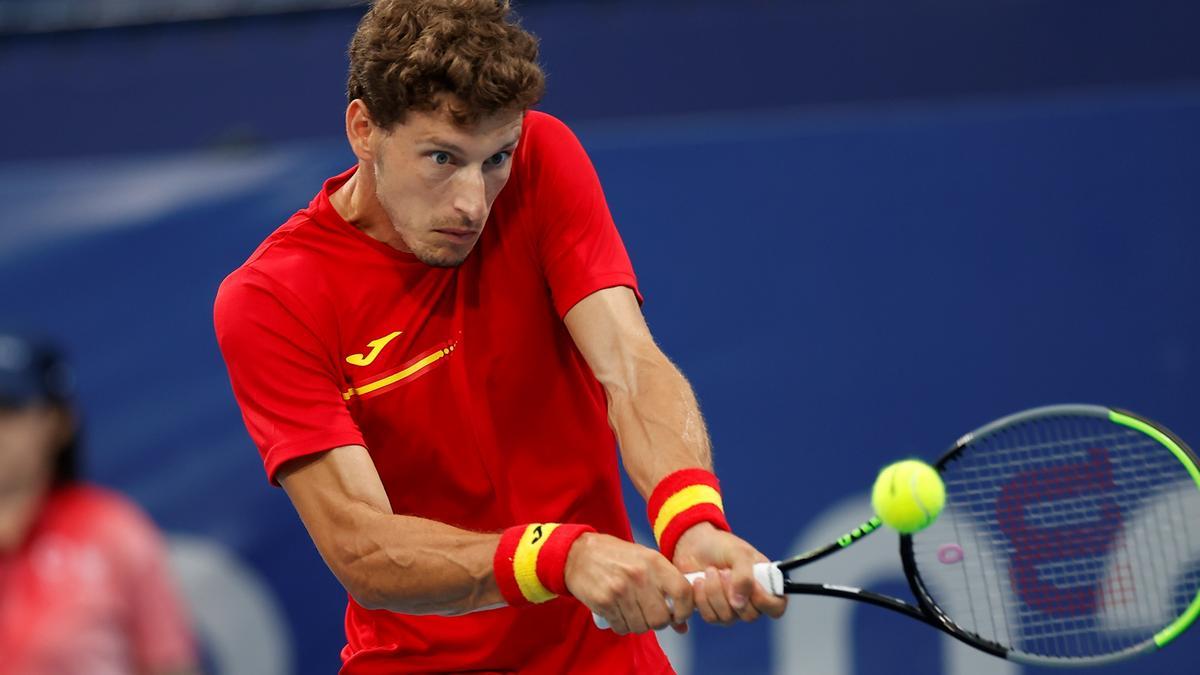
[347,0,545,128]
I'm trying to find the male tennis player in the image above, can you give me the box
[214,1,784,671]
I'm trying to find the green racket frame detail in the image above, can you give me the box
[1109,410,1200,649]
[755,404,1200,667]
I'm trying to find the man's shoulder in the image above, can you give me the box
[521,110,578,152]
[504,110,591,212]
[513,110,596,187]
[217,209,340,312]
[523,109,564,133]
[241,209,330,279]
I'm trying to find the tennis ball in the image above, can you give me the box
[871,460,946,533]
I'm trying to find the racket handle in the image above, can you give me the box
[591,561,783,630]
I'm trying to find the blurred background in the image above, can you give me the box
[2,0,1198,673]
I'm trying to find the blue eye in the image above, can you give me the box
[431,151,451,165]
[486,151,511,167]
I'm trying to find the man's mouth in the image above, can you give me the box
[434,228,479,242]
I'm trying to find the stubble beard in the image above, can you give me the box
[375,195,471,268]
[413,244,470,268]
[391,214,476,268]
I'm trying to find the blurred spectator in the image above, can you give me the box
[0,334,198,675]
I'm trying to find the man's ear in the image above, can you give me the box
[346,99,379,163]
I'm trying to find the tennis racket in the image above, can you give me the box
[596,404,1200,667]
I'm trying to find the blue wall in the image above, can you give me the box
[1,2,1198,674]
[3,0,1199,159]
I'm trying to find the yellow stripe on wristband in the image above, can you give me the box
[513,523,560,604]
[653,485,724,543]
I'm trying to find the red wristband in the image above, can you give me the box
[647,468,731,562]
[493,525,528,606]
[535,524,594,596]
[493,523,596,606]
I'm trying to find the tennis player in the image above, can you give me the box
[0,334,198,674]
[214,1,785,672]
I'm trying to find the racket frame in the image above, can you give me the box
[771,404,1200,666]
[773,512,1008,658]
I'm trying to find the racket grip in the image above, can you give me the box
[591,562,783,630]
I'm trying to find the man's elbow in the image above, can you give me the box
[318,526,395,611]
[336,558,476,615]
[331,555,390,610]
[344,576,390,611]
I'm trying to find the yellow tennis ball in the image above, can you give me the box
[871,460,946,533]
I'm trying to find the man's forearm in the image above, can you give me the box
[605,348,713,498]
[318,502,505,615]
[280,449,508,616]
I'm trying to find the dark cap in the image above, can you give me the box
[0,334,74,407]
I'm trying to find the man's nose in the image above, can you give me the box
[452,169,487,226]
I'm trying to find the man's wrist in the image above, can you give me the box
[671,521,719,564]
[562,530,596,594]
[646,468,731,561]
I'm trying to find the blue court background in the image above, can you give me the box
[1,2,1198,673]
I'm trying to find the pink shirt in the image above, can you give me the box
[0,485,195,675]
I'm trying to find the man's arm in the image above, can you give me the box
[562,288,710,492]
[279,444,502,615]
[564,286,787,625]
[279,443,695,632]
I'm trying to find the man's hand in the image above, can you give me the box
[564,532,694,635]
[671,523,787,625]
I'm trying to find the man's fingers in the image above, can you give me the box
[746,552,787,619]
[714,568,757,622]
[581,532,785,631]
[616,593,650,634]
[661,567,694,626]
[749,582,788,619]
[725,557,764,622]
[605,603,631,635]
[692,575,719,624]
[574,534,703,633]
[638,585,674,631]
[704,567,737,625]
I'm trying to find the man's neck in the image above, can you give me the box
[329,165,406,250]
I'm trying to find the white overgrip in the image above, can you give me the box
[592,561,783,629]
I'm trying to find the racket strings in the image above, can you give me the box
[911,414,1200,662]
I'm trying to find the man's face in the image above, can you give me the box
[369,106,523,267]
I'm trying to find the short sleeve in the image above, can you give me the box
[523,113,643,317]
[214,267,365,483]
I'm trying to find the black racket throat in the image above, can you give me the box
[781,580,931,625]
[900,532,1011,658]
[773,514,1010,659]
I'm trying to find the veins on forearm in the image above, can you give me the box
[331,508,500,615]
[608,350,713,495]
[377,537,496,615]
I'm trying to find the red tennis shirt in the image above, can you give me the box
[214,111,671,674]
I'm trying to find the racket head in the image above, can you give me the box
[902,404,1200,667]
